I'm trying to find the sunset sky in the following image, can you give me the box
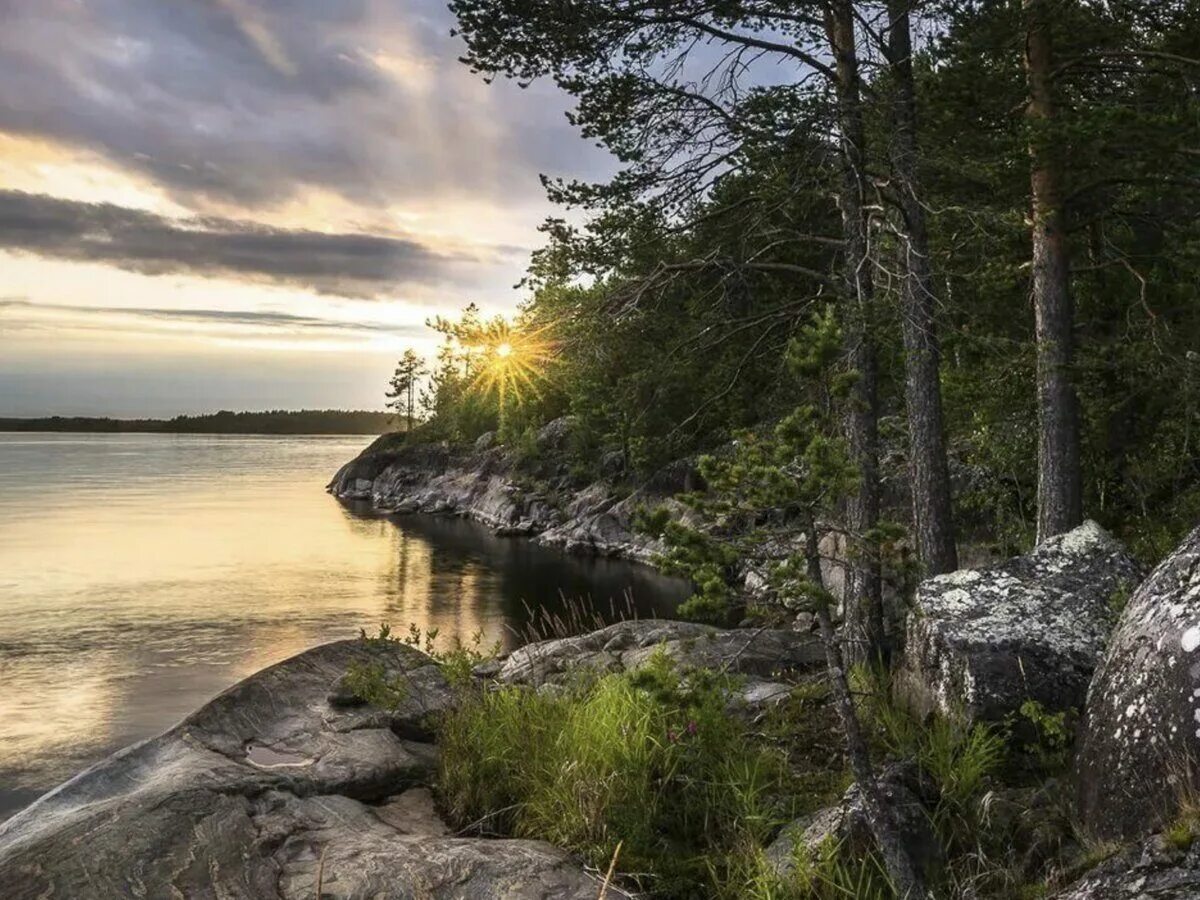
[0,0,610,416]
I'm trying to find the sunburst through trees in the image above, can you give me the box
[412,304,558,438]
[467,320,556,412]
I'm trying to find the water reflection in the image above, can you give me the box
[0,434,687,820]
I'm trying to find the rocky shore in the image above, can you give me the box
[327,419,699,564]
[0,621,821,899]
[8,433,1200,899]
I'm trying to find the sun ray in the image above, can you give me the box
[464,319,557,409]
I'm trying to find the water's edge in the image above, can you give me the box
[326,425,701,566]
[0,433,690,822]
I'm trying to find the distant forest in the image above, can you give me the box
[0,410,396,435]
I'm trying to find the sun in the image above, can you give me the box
[467,321,556,406]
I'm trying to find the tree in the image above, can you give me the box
[386,349,428,433]
[640,307,925,896]
[451,0,894,659]
[883,0,959,574]
[1024,0,1083,542]
[823,0,887,659]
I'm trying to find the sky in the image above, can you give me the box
[0,0,610,416]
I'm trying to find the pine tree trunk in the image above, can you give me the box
[826,0,885,662]
[886,0,958,576]
[805,531,925,898]
[1024,0,1083,543]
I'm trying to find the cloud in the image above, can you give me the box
[0,298,428,338]
[0,191,514,298]
[0,0,610,212]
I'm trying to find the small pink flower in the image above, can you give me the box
[686,720,698,736]
[667,729,678,743]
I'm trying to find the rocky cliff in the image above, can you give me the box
[328,419,699,564]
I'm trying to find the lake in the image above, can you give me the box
[0,433,688,820]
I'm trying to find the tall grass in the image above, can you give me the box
[730,840,896,900]
[510,590,644,644]
[437,651,800,897]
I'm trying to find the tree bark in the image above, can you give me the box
[886,0,958,576]
[825,0,885,661]
[805,531,926,898]
[1025,0,1083,543]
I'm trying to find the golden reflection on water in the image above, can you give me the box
[0,434,686,816]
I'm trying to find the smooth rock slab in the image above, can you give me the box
[898,521,1142,723]
[0,640,618,899]
[270,792,627,900]
[1075,524,1200,841]
[494,619,824,686]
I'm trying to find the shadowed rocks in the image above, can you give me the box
[0,639,626,899]
[1076,524,1200,842]
[898,521,1142,724]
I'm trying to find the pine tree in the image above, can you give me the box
[385,349,428,433]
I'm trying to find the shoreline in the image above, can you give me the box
[326,419,699,566]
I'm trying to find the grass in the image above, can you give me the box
[728,838,896,900]
[349,626,1132,899]
[852,666,1006,849]
[437,650,836,898]
[511,590,642,644]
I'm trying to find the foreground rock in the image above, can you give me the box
[0,641,623,899]
[494,619,824,687]
[898,521,1142,723]
[1053,826,1200,899]
[1075,524,1200,842]
[765,763,940,879]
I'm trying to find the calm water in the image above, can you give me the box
[0,433,687,820]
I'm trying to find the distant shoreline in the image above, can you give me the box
[0,410,400,436]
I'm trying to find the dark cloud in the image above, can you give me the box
[0,298,428,338]
[0,0,610,210]
[0,191,512,297]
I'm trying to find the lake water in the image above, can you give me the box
[0,433,687,820]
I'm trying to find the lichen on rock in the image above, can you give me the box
[897,521,1143,724]
[1075,524,1200,842]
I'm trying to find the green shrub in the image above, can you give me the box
[852,666,1006,855]
[346,623,498,706]
[436,650,804,897]
[1013,700,1073,775]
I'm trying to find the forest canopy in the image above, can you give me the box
[393,0,1200,565]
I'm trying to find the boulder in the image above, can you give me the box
[0,641,623,899]
[535,416,575,454]
[493,619,824,686]
[599,448,626,479]
[1053,825,1200,899]
[327,441,450,501]
[898,521,1142,723]
[765,762,940,878]
[1075,525,1200,841]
